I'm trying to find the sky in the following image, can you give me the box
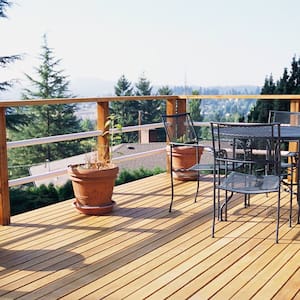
[1,0,300,98]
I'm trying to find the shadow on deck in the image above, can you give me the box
[0,173,299,299]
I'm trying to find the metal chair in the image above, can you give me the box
[268,110,300,225]
[162,113,213,212]
[211,122,282,243]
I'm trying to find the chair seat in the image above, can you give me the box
[218,172,280,194]
[188,163,214,171]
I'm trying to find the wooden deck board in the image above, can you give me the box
[0,173,299,299]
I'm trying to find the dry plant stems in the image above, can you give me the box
[75,114,122,170]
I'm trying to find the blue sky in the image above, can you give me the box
[1,0,300,96]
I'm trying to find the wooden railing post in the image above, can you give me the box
[289,99,300,182]
[97,101,110,162]
[289,100,300,154]
[177,97,187,114]
[165,97,187,173]
[0,108,10,225]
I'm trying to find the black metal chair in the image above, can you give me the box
[268,110,300,225]
[162,113,213,212]
[211,122,282,243]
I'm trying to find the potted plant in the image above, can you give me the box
[68,115,122,215]
[166,144,204,181]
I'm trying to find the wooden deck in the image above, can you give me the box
[0,173,299,299]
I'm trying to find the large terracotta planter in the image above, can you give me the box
[166,145,203,181]
[68,163,119,215]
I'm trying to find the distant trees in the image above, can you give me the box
[111,74,137,142]
[157,85,173,96]
[8,35,85,179]
[136,74,162,125]
[188,90,203,137]
[0,0,21,92]
[248,56,300,123]
[0,0,26,130]
[111,74,136,126]
[112,73,164,142]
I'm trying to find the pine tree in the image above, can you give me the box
[111,74,138,142]
[157,85,173,96]
[0,0,20,91]
[135,74,161,124]
[0,0,25,130]
[248,56,300,122]
[111,74,136,126]
[8,35,84,179]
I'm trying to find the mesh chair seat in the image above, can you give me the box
[218,172,280,194]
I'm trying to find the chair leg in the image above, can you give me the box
[276,192,280,243]
[212,177,217,238]
[194,171,200,203]
[169,171,174,212]
[289,167,294,227]
[169,148,174,212]
[289,182,293,228]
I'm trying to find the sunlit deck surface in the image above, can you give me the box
[0,173,300,299]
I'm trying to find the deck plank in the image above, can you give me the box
[0,173,299,299]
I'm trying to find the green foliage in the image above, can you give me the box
[135,74,162,124]
[0,0,11,18]
[7,35,87,179]
[112,73,163,142]
[1,0,23,130]
[10,167,164,215]
[57,180,74,200]
[157,85,173,96]
[248,56,300,123]
[115,167,164,185]
[10,183,65,215]
[111,74,138,143]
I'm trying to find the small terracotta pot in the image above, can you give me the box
[166,145,203,181]
[68,163,119,215]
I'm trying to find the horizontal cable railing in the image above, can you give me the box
[8,122,166,187]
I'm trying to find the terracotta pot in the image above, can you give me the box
[68,163,119,215]
[166,145,203,181]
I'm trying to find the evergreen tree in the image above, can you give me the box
[189,90,203,138]
[111,74,136,126]
[135,74,152,96]
[0,0,25,130]
[189,90,202,122]
[135,74,161,124]
[8,35,84,179]
[111,74,137,142]
[114,74,133,97]
[248,56,300,122]
[0,0,20,91]
[157,85,173,96]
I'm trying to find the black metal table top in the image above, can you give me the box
[218,125,300,141]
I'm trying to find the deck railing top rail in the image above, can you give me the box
[0,94,299,108]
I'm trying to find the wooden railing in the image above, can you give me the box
[0,94,300,225]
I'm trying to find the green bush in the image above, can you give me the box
[10,166,165,215]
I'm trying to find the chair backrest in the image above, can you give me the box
[210,122,281,175]
[162,113,198,144]
[268,110,300,126]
